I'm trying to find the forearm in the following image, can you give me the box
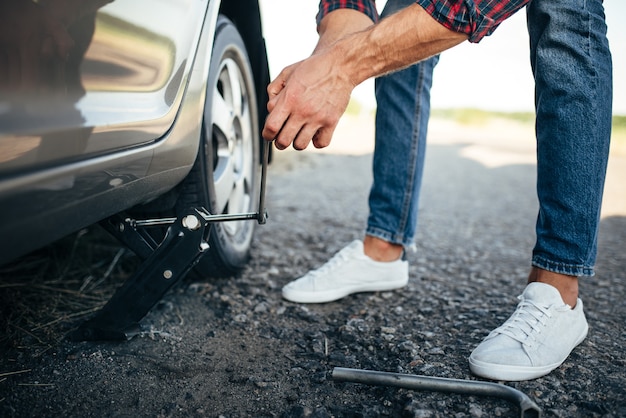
[330,3,467,86]
[314,9,375,53]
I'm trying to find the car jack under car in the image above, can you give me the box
[69,141,271,342]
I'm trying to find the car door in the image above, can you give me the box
[0,0,208,174]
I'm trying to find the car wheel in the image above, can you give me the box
[178,15,260,277]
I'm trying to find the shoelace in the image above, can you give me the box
[493,297,553,346]
[307,247,352,280]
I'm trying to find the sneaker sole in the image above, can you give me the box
[282,279,408,304]
[468,325,588,381]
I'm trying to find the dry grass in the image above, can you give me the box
[0,227,139,354]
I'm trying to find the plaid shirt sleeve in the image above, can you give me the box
[416,0,530,43]
[317,0,379,26]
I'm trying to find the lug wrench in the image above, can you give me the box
[332,367,541,418]
[131,139,271,228]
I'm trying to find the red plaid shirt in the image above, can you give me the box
[317,0,529,43]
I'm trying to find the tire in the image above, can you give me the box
[178,16,260,277]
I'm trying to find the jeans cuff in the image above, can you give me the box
[365,227,417,252]
[532,255,595,277]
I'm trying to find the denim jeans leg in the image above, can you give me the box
[366,51,438,247]
[527,0,612,276]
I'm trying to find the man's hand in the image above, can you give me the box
[262,9,373,151]
[262,4,467,151]
[263,50,355,150]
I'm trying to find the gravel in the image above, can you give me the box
[1,120,625,417]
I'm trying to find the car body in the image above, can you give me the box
[0,0,270,272]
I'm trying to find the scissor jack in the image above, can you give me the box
[69,142,271,341]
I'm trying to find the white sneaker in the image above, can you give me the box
[282,240,409,303]
[469,282,588,381]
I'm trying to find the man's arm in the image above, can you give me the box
[314,9,375,53]
[262,3,466,151]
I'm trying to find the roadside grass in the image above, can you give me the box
[0,228,137,352]
[431,108,536,126]
[431,108,626,156]
[612,116,626,155]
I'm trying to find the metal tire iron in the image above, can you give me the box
[332,367,541,418]
[69,141,272,341]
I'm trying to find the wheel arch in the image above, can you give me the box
[133,1,270,214]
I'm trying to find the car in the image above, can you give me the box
[0,0,270,338]
[0,0,270,271]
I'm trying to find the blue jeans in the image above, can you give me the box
[367,0,612,276]
[528,0,612,276]
[367,0,438,248]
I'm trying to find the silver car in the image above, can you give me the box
[0,0,270,278]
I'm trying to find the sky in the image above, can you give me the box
[259,0,625,114]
